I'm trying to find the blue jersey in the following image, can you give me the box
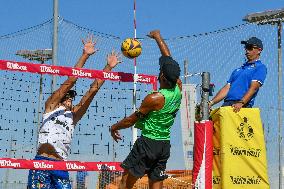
[225,60,267,107]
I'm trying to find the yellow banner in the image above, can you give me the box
[211,108,221,189]
[211,107,270,189]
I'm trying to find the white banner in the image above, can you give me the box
[180,84,197,170]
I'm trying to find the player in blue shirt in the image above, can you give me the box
[209,37,267,112]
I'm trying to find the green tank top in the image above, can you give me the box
[135,84,182,140]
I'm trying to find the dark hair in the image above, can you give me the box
[159,56,181,88]
[61,90,77,102]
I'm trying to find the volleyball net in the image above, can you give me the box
[0,17,283,188]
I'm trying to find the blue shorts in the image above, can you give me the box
[27,155,71,189]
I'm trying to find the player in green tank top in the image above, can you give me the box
[110,30,182,189]
[135,84,181,140]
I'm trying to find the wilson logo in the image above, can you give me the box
[97,164,116,171]
[103,72,121,80]
[0,160,21,168]
[66,163,85,170]
[33,162,53,169]
[72,69,92,77]
[7,62,27,71]
[40,66,60,74]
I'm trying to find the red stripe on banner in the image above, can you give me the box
[0,158,123,171]
[192,121,205,186]
[192,120,213,189]
[0,60,157,87]
[205,120,213,189]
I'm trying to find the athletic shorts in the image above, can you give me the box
[121,136,171,181]
[27,155,71,189]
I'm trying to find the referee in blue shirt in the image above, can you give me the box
[209,37,267,112]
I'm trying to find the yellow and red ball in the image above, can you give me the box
[121,38,142,59]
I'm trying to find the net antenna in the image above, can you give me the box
[132,0,138,144]
[15,49,53,145]
[243,8,284,189]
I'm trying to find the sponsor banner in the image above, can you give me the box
[211,108,222,189]
[211,107,270,189]
[180,84,197,170]
[192,120,213,189]
[0,60,157,88]
[0,158,123,171]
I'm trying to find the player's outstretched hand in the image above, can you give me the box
[107,50,122,69]
[82,34,99,56]
[147,30,161,39]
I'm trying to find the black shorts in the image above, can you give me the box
[121,136,171,181]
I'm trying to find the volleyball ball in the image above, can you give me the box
[121,38,142,59]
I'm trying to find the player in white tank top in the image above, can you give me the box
[28,36,122,189]
[38,105,75,160]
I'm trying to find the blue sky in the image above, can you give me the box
[0,0,283,38]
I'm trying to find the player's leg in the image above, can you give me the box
[148,179,163,189]
[119,169,139,189]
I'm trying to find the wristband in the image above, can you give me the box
[105,64,112,70]
[208,100,214,106]
[134,109,146,119]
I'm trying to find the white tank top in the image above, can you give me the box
[38,106,75,160]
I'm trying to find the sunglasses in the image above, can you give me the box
[245,44,260,51]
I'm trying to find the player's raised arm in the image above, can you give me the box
[45,35,98,113]
[72,51,122,125]
[147,30,171,57]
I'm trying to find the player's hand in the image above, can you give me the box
[110,125,122,142]
[147,30,161,39]
[82,35,98,55]
[107,50,122,69]
[232,102,243,113]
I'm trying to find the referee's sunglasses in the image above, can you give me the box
[245,44,261,51]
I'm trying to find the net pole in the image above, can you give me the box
[183,60,189,84]
[52,0,59,92]
[201,72,210,120]
[132,0,138,144]
[277,21,283,189]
